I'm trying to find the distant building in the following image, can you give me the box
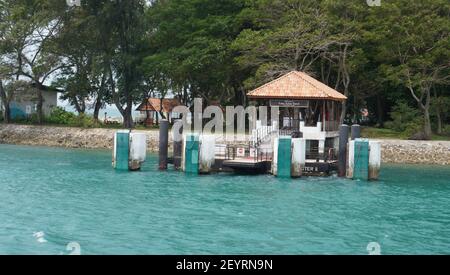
[136,98,182,126]
[0,89,58,119]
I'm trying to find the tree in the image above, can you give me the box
[376,0,450,139]
[0,0,69,124]
[143,0,246,106]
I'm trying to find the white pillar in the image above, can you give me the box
[347,140,355,179]
[199,135,216,174]
[272,138,279,176]
[369,141,381,181]
[129,132,147,170]
[292,138,306,177]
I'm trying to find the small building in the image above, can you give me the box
[136,98,181,126]
[247,71,347,159]
[0,89,58,119]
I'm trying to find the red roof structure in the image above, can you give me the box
[247,71,347,102]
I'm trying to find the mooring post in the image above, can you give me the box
[129,132,148,171]
[113,130,130,171]
[353,139,369,181]
[369,141,381,181]
[346,140,355,179]
[338,125,350,177]
[159,119,169,170]
[199,135,216,174]
[173,120,183,170]
[277,136,292,178]
[291,138,306,178]
[351,124,361,140]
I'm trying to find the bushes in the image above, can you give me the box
[46,107,97,128]
[384,102,425,139]
[442,125,450,136]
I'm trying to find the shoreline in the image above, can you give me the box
[1,124,449,166]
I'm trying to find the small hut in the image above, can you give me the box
[247,71,347,158]
[136,98,181,126]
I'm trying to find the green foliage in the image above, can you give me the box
[384,102,424,138]
[46,107,97,128]
[442,125,450,136]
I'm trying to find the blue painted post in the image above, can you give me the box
[184,134,199,174]
[277,136,292,178]
[114,130,130,171]
[353,139,369,181]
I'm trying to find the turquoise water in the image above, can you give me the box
[0,144,449,255]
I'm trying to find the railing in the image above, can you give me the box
[224,144,272,162]
[251,123,278,147]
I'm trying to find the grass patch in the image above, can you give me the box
[362,127,450,141]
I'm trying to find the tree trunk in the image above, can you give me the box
[36,85,44,124]
[436,112,442,135]
[0,80,11,123]
[123,97,134,129]
[376,94,384,127]
[423,107,432,139]
[422,88,432,140]
[433,87,442,134]
[93,96,103,122]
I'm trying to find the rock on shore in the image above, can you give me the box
[1,124,449,165]
[0,124,169,152]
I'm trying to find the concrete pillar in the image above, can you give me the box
[159,119,169,170]
[113,130,130,171]
[346,140,355,179]
[184,133,199,174]
[129,132,147,171]
[277,136,292,178]
[272,138,279,176]
[351,124,361,140]
[353,139,369,181]
[291,138,306,178]
[199,135,216,174]
[173,120,183,170]
[338,125,350,177]
[369,141,381,181]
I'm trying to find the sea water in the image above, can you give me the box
[0,144,449,255]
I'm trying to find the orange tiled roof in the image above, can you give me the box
[136,98,181,113]
[247,71,347,101]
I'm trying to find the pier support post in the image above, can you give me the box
[346,140,355,179]
[338,125,350,177]
[272,138,279,176]
[351,124,361,140]
[129,132,147,171]
[159,119,169,170]
[173,120,183,170]
[291,138,306,178]
[199,135,216,174]
[113,130,130,171]
[369,141,381,181]
[277,136,292,178]
[351,139,369,181]
[184,133,199,174]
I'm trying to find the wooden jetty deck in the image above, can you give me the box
[221,157,272,174]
